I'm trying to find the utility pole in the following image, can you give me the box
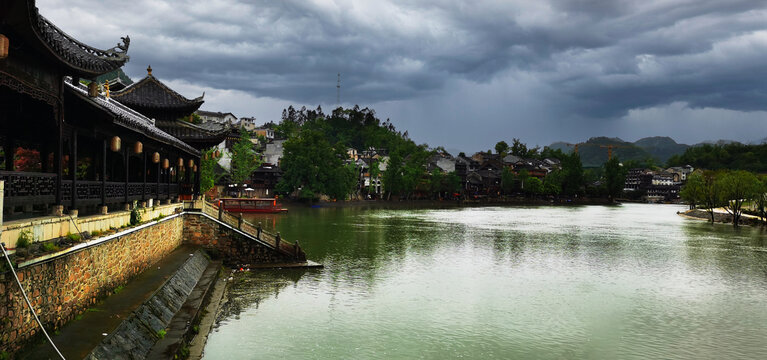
[337,73,341,105]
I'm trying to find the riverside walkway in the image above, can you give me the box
[20,244,203,360]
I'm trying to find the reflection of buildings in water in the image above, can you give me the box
[216,269,307,324]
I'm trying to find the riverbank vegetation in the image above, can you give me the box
[667,143,767,172]
[267,105,634,202]
[681,169,766,226]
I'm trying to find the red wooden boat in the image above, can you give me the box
[218,197,288,213]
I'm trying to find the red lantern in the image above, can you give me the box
[178,157,184,167]
[152,152,160,163]
[187,159,194,168]
[134,141,143,154]
[0,34,8,59]
[162,158,169,169]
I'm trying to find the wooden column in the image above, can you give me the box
[124,147,129,205]
[195,159,201,198]
[142,149,147,201]
[5,138,14,171]
[54,114,63,206]
[156,153,160,200]
[71,129,77,210]
[101,139,107,206]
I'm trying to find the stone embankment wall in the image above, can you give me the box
[86,250,209,360]
[183,214,298,266]
[0,216,184,353]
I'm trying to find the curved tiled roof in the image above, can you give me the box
[111,74,204,111]
[11,0,130,77]
[65,79,199,156]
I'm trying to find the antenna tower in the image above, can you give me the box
[337,73,341,105]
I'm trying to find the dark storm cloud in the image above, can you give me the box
[39,0,767,120]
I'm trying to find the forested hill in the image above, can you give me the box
[548,137,653,167]
[548,136,692,167]
[666,143,767,172]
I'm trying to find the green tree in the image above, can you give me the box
[526,177,543,195]
[501,167,515,194]
[754,175,767,221]
[200,148,222,195]
[716,170,761,227]
[680,171,704,210]
[230,128,261,196]
[277,129,357,200]
[561,152,584,196]
[518,169,530,191]
[699,170,722,223]
[543,169,563,196]
[603,157,626,202]
[495,141,509,156]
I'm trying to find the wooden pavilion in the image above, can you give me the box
[111,67,231,151]
[0,0,201,219]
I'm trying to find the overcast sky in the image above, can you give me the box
[39,0,767,153]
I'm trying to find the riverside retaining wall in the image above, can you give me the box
[183,213,298,266]
[86,250,209,360]
[0,215,184,353]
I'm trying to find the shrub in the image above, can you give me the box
[91,230,102,237]
[157,329,166,339]
[130,201,143,225]
[16,230,32,248]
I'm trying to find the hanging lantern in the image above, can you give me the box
[110,136,121,152]
[178,157,184,167]
[63,154,70,162]
[134,141,143,154]
[194,165,198,172]
[214,150,220,158]
[187,159,194,168]
[152,152,160,163]
[162,158,169,169]
[0,34,8,59]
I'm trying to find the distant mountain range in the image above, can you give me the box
[548,136,743,167]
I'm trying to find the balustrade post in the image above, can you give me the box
[238,213,243,230]
[218,203,223,221]
[275,232,281,250]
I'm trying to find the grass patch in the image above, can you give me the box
[86,307,104,313]
[157,329,167,339]
[42,242,59,252]
[65,232,81,242]
[113,285,124,294]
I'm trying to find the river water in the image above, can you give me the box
[202,204,767,359]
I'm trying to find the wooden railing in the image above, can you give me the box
[1,171,185,209]
[202,201,305,260]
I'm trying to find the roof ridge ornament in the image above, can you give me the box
[147,65,152,75]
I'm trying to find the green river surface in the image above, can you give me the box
[201,203,767,359]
